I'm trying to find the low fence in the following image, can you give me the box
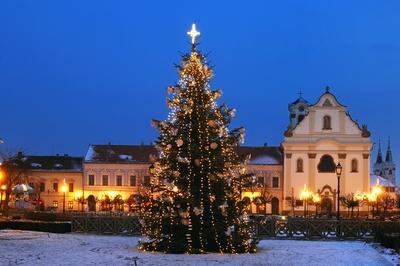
[71,214,141,235]
[71,214,400,240]
[256,217,400,240]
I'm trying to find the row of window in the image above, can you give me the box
[88,175,150,187]
[295,155,359,173]
[256,176,280,188]
[29,182,74,193]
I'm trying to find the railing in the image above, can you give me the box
[71,214,141,235]
[71,214,400,240]
[256,217,400,240]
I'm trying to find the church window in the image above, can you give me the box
[323,116,331,130]
[351,159,358,173]
[296,158,304,173]
[318,155,336,173]
[257,176,264,185]
[298,106,305,112]
[389,169,393,175]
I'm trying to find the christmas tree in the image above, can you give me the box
[139,24,256,254]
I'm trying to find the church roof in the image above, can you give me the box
[290,96,309,106]
[85,144,283,165]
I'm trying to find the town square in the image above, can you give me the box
[0,1,399,265]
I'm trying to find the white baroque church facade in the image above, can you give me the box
[282,87,373,213]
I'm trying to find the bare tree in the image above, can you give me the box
[0,151,29,217]
[378,193,396,216]
[340,193,359,218]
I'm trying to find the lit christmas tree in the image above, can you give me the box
[139,24,256,254]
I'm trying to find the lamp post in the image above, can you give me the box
[336,163,343,220]
[300,185,311,217]
[313,193,321,216]
[0,184,6,209]
[61,179,67,213]
[372,181,383,217]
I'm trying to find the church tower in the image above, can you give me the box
[373,138,397,186]
[288,92,310,129]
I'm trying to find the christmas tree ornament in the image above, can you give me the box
[176,139,184,147]
[210,142,218,150]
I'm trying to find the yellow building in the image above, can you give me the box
[25,155,83,212]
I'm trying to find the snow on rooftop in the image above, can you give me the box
[370,175,395,188]
[30,163,42,168]
[85,145,97,161]
[249,156,279,165]
[119,154,133,160]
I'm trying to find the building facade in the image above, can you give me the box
[24,155,83,212]
[282,88,373,214]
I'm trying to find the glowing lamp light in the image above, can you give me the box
[172,186,179,193]
[74,191,82,199]
[312,193,321,204]
[299,184,312,200]
[0,184,6,190]
[61,179,67,193]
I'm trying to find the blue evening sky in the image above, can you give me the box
[0,1,399,182]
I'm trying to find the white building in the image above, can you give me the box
[282,87,373,213]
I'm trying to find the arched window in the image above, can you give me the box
[296,158,303,173]
[318,155,336,173]
[351,159,358,173]
[323,115,331,130]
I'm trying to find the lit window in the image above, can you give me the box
[53,201,58,208]
[68,201,73,210]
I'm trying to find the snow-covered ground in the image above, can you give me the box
[0,230,399,266]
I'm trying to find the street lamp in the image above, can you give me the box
[312,193,321,216]
[336,163,343,220]
[0,184,6,209]
[372,181,383,217]
[300,184,311,217]
[61,179,67,213]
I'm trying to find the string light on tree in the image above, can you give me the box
[139,23,256,254]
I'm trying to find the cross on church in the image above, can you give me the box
[187,23,200,44]
[298,90,303,98]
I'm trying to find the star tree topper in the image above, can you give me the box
[187,23,200,44]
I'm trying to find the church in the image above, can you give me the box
[20,88,397,215]
[282,87,374,213]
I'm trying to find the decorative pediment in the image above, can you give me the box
[322,99,333,107]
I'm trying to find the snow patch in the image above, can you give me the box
[250,156,279,165]
[119,154,133,160]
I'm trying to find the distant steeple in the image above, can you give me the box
[385,137,393,162]
[376,139,383,164]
